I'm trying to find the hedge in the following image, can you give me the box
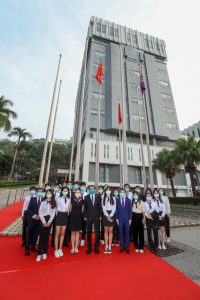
[169,197,200,206]
[0,181,37,189]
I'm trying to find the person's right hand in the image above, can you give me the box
[116,219,119,226]
[84,218,87,221]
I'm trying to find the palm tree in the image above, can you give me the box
[8,127,32,180]
[152,148,180,197]
[174,136,200,196]
[0,96,17,132]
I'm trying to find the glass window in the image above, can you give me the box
[161,93,171,100]
[107,145,109,158]
[116,146,118,159]
[109,27,114,36]
[99,164,109,182]
[102,24,106,34]
[127,33,131,42]
[91,109,97,115]
[132,114,144,120]
[135,167,142,184]
[166,123,178,129]
[97,23,101,33]
[131,148,133,160]
[149,40,154,51]
[128,147,130,160]
[156,42,160,52]
[130,98,143,105]
[164,107,174,113]
[115,29,119,38]
[139,149,141,162]
[144,39,149,48]
[91,143,93,157]
[92,92,105,100]
[94,50,106,58]
[132,35,138,47]
[159,80,169,87]
[104,145,106,158]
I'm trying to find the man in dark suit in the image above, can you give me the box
[25,187,42,256]
[84,185,102,254]
[116,188,132,253]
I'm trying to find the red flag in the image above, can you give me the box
[95,61,104,84]
[118,101,122,124]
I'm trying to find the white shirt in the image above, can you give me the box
[161,196,171,214]
[56,196,71,213]
[154,200,166,217]
[22,195,33,217]
[81,191,88,200]
[144,200,159,218]
[102,197,116,217]
[126,191,133,201]
[39,200,56,224]
[132,200,145,214]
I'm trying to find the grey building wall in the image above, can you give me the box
[182,121,200,138]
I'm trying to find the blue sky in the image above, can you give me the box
[0,0,200,140]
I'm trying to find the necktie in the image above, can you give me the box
[37,198,41,208]
[135,201,138,209]
[157,200,160,207]
[148,202,152,210]
[122,198,125,209]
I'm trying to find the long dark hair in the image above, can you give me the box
[44,189,56,209]
[132,191,141,206]
[103,190,114,206]
[60,187,70,198]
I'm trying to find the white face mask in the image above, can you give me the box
[75,193,81,198]
[106,191,111,196]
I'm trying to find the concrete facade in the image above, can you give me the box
[182,121,200,139]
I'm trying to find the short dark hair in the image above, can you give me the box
[30,186,36,191]
[80,182,86,186]
[124,183,130,188]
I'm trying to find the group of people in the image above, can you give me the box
[21,181,171,262]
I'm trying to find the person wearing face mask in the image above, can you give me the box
[144,192,159,253]
[53,184,61,199]
[124,183,133,200]
[80,182,88,246]
[63,181,74,247]
[21,186,37,248]
[153,190,166,250]
[112,189,120,246]
[44,183,51,191]
[98,185,105,245]
[132,191,145,253]
[134,186,145,202]
[116,188,132,254]
[36,190,56,262]
[73,181,79,192]
[70,188,84,254]
[102,187,116,254]
[84,185,102,255]
[51,184,61,247]
[158,188,171,243]
[53,187,71,258]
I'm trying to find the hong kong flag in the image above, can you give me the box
[118,101,122,125]
[95,60,104,84]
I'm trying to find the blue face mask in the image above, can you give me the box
[37,192,43,198]
[98,189,103,194]
[125,187,129,192]
[159,191,164,196]
[30,191,36,196]
[133,195,139,200]
[74,185,79,190]
[146,196,152,201]
[80,186,86,192]
[89,189,95,195]
[120,192,125,198]
[67,185,72,190]
[54,188,59,192]
[62,191,68,196]
[114,192,119,197]
[154,193,159,198]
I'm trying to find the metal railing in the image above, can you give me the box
[0,188,30,209]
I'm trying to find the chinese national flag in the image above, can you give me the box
[118,101,122,125]
[95,61,104,84]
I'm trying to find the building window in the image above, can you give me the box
[100,164,109,182]
[161,93,171,100]
[107,145,109,158]
[92,92,105,100]
[91,109,97,115]
[115,29,119,38]
[102,24,106,34]
[159,80,169,87]
[130,98,143,105]
[127,33,131,42]
[132,114,144,121]
[135,167,142,184]
[131,148,133,160]
[156,42,160,52]
[132,35,137,47]
[91,143,93,157]
[166,123,178,129]
[144,38,149,48]
[164,107,174,113]
[149,40,154,51]
[109,27,114,36]
[94,143,96,157]
[104,145,106,158]
[97,23,101,33]
[94,50,106,58]
[116,146,119,159]
[128,147,130,160]
[157,68,166,74]
[139,149,141,162]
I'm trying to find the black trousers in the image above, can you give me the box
[165,215,170,238]
[38,216,52,255]
[87,219,100,250]
[22,211,28,243]
[25,219,39,250]
[51,217,56,246]
[132,213,144,250]
[100,218,104,241]
[112,220,119,243]
[81,217,86,240]
[146,218,159,250]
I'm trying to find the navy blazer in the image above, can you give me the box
[84,194,102,221]
[116,197,132,221]
[27,197,41,220]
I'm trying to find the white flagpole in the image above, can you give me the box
[118,99,123,188]
[95,83,101,187]
[120,45,128,184]
[39,54,62,186]
[45,80,62,183]
[136,85,147,190]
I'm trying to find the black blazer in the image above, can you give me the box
[84,194,102,221]
[27,197,41,220]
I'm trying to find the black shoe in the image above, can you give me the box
[21,242,25,247]
[119,247,124,253]
[25,249,30,256]
[107,248,112,254]
[115,241,119,246]
[31,246,36,253]
[126,248,130,254]
[86,248,92,255]
[104,247,108,254]
[94,248,100,254]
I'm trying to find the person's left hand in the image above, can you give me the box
[129,220,132,225]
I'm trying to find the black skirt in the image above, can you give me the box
[103,210,115,227]
[55,212,68,226]
[159,218,166,227]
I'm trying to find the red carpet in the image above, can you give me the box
[0,203,200,300]
[0,201,23,231]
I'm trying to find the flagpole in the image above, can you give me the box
[118,100,123,188]
[45,80,62,183]
[38,54,62,186]
[95,84,101,187]
[120,45,128,185]
[135,85,146,190]
[69,135,74,181]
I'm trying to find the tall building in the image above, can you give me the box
[71,16,188,194]
[182,121,200,139]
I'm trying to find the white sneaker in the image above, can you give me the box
[36,255,42,262]
[59,249,64,257]
[80,240,85,246]
[162,243,166,250]
[101,240,105,245]
[166,238,170,243]
[54,250,60,258]
[135,249,139,253]
[42,253,47,260]
[158,244,162,250]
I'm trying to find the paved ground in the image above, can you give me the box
[0,188,29,209]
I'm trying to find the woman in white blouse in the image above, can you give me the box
[36,189,56,262]
[153,190,166,250]
[54,187,71,258]
[102,187,116,254]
